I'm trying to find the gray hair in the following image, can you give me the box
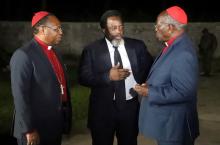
[161,13,187,30]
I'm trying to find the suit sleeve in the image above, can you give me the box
[148,52,199,104]
[10,50,34,133]
[78,47,111,87]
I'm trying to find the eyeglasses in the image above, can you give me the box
[154,23,169,31]
[107,25,124,31]
[154,22,172,29]
[41,25,62,32]
[154,23,165,29]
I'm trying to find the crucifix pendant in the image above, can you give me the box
[60,84,64,95]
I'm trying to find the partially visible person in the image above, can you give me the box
[199,28,218,76]
[79,10,153,145]
[134,6,199,145]
[10,11,72,145]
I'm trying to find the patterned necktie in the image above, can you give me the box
[114,46,123,68]
[113,46,125,105]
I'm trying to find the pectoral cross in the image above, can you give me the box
[60,84,64,95]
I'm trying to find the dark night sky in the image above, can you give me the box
[0,0,219,22]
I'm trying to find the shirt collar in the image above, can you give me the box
[34,36,52,50]
[165,36,177,47]
[105,38,124,48]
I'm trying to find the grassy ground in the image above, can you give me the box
[71,85,90,134]
[0,79,14,134]
[66,65,90,133]
[0,72,16,144]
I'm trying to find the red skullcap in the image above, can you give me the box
[166,6,188,24]
[31,11,49,27]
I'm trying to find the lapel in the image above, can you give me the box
[32,39,59,84]
[124,38,138,74]
[53,48,68,78]
[99,38,113,70]
[53,48,71,96]
[147,50,163,78]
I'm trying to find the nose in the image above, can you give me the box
[154,25,158,32]
[115,28,122,33]
[58,28,63,35]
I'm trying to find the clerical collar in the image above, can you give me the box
[48,46,52,50]
[34,36,52,50]
[164,36,177,47]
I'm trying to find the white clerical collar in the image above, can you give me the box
[48,46,52,50]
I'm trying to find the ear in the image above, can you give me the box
[168,24,175,32]
[37,26,44,34]
[164,24,171,35]
[41,26,49,36]
[102,29,106,33]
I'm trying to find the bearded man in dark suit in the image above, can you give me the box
[79,10,153,145]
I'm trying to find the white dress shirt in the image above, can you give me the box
[105,38,137,100]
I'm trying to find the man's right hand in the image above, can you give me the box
[109,64,130,81]
[26,130,40,145]
[133,83,149,97]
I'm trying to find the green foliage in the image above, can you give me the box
[71,85,90,120]
[66,65,79,85]
[66,66,91,133]
[0,80,14,134]
[71,85,90,133]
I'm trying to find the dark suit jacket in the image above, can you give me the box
[10,39,72,141]
[78,37,153,128]
[139,33,200,141]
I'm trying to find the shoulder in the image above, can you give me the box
[18,39,38,54]
[10,47,31,69]
[85,39,105,48]
[10,39,39,62]
[11,40,32,57]
[173,46,198,66]
[211,33,217,40]
[124,37,147,51]
[124,37,145,44]
[175,34,196,50]
[171,35,197,59]
[83,38,106,53]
